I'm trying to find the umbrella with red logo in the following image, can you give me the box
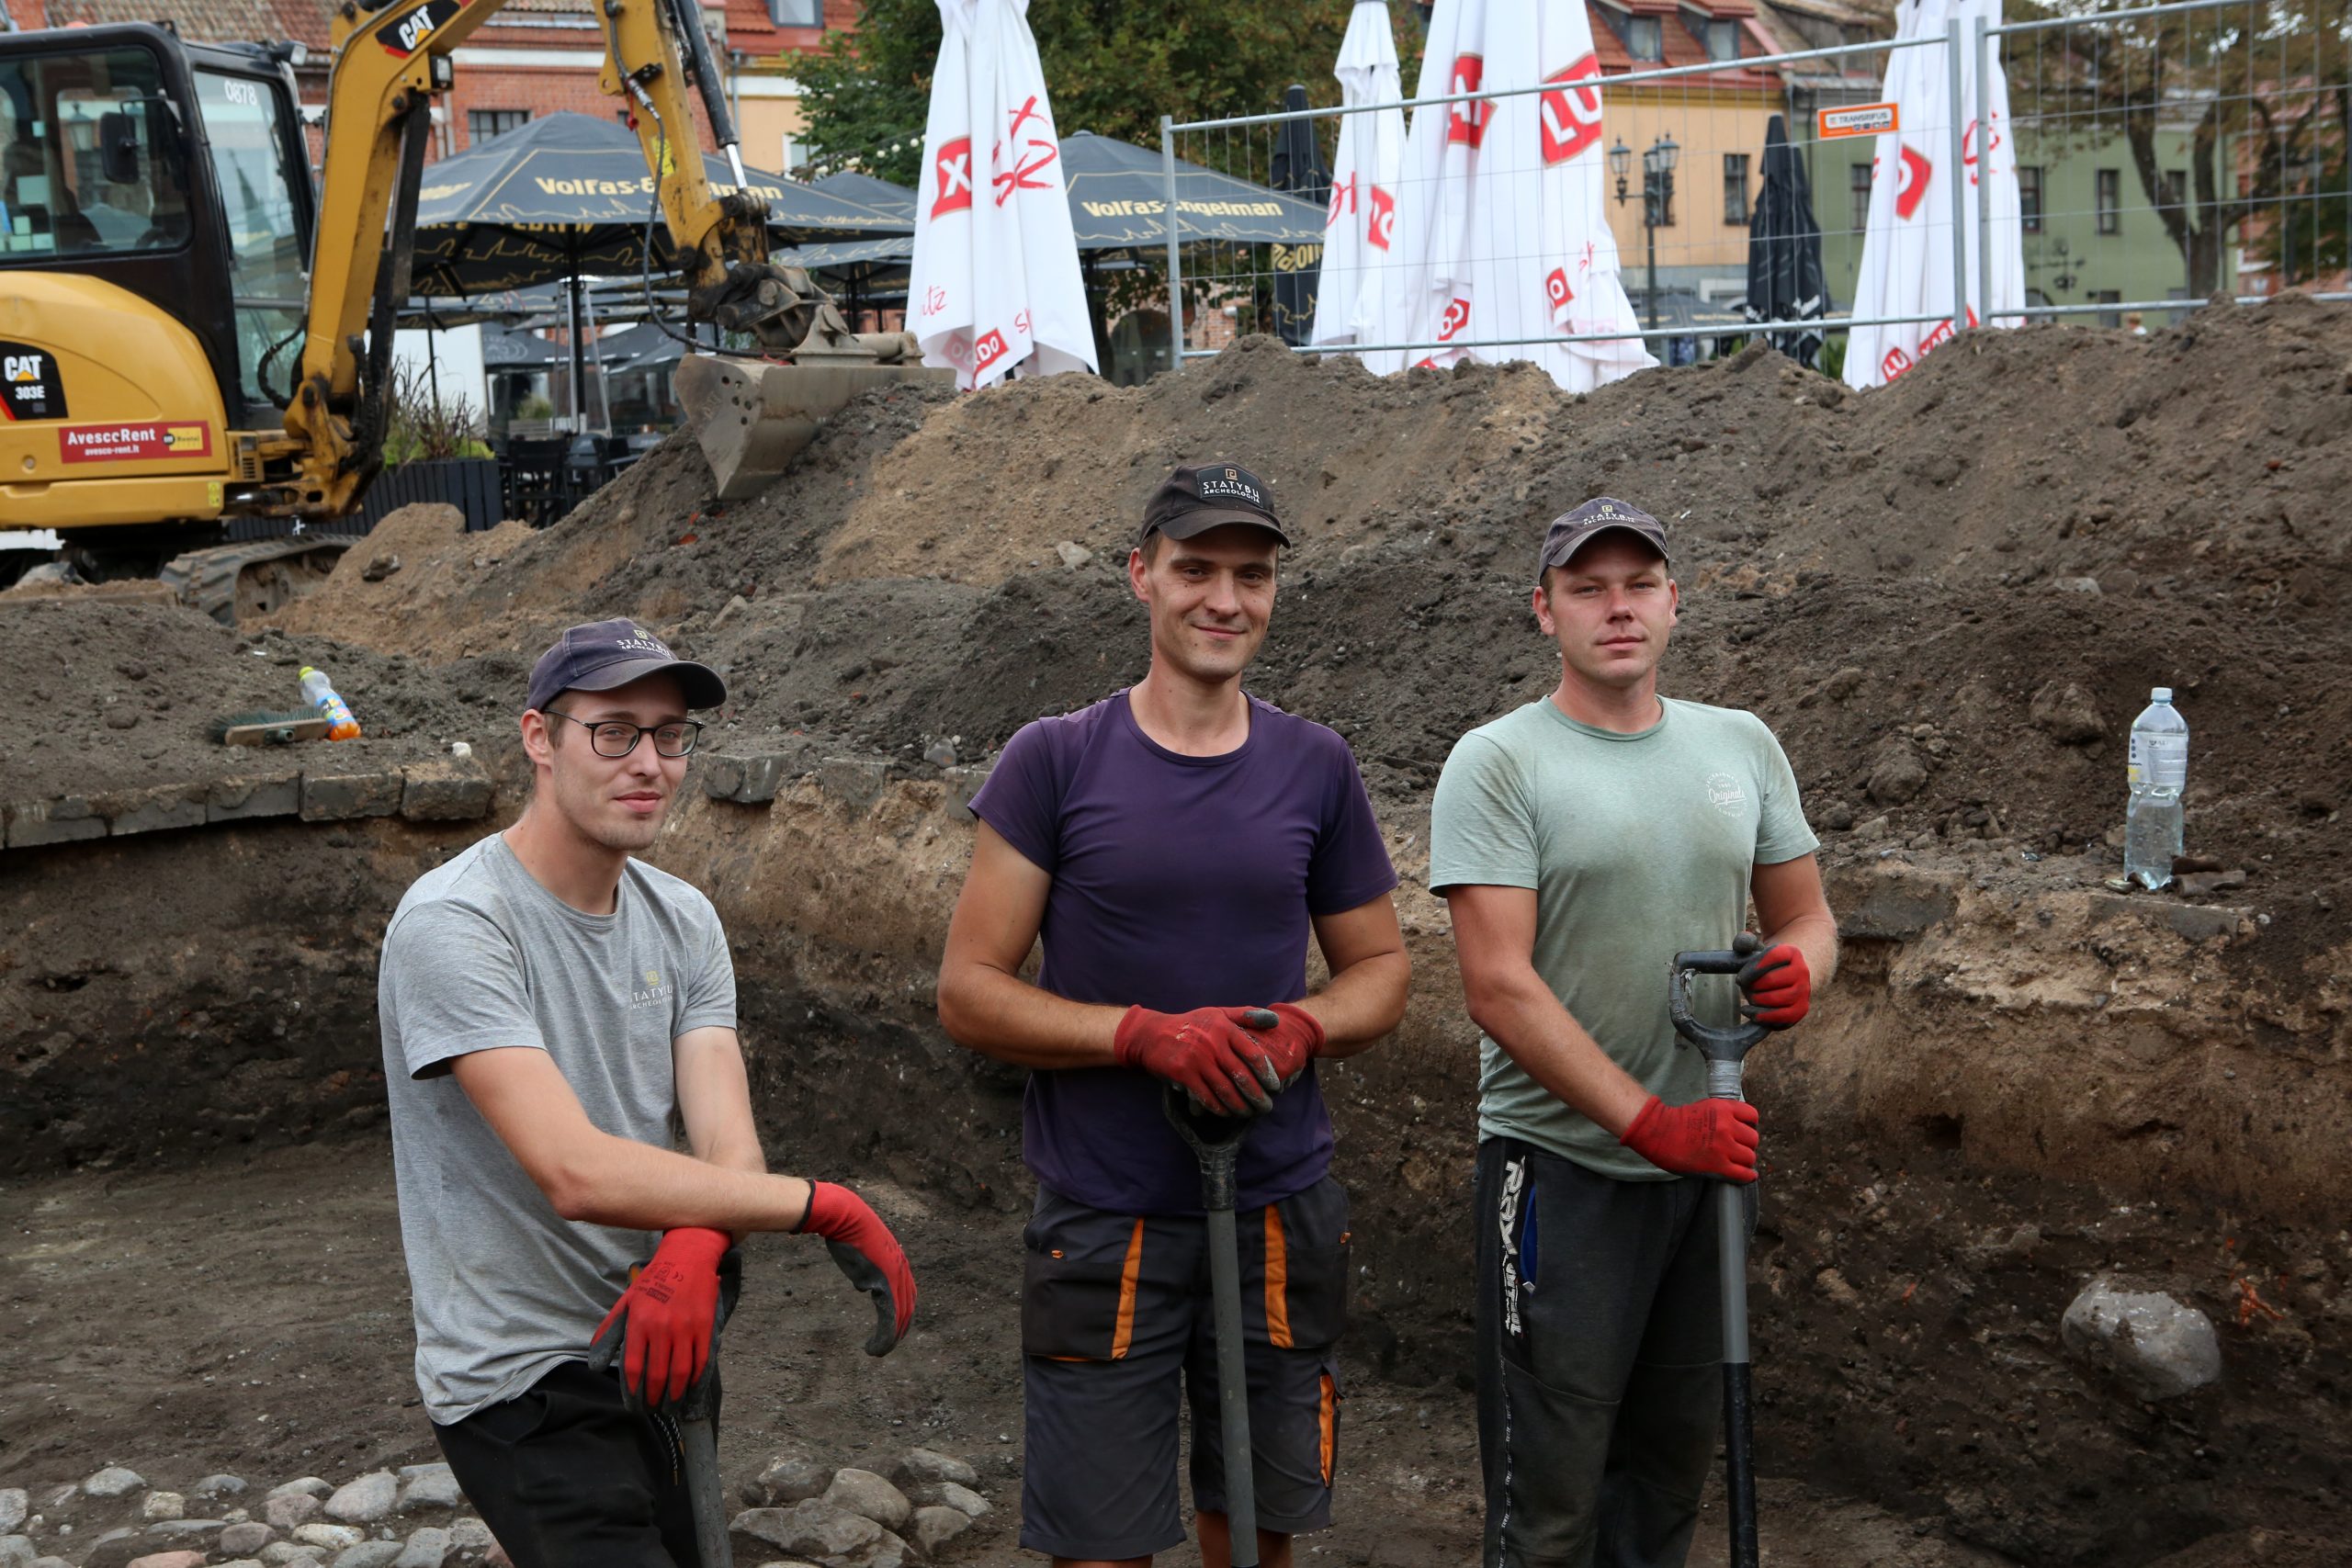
[1311,0,1411,370]
[1387,0,1653,389]
[905,0,1097,390]
[1844,0,2024,389]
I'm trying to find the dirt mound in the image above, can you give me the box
[2,596,526,804]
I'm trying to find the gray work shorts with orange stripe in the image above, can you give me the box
[1018,1176,1351,1562]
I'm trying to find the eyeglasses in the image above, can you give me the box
[545,711,703,759]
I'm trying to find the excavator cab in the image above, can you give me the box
[0,23,316,563]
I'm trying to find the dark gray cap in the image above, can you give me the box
[526,618,726,713]
[1139,461,1291,547]
[1535,497,1671,585]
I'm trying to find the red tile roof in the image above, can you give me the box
[1588,0,1786,90]
[29,0,335,48]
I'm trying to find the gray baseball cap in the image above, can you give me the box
[1535,497,1671,585]
[526,618,726,713]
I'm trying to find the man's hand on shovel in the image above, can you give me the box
[1115,1006,1291,1117]
[588,1226,739,1412]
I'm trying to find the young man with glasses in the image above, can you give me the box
[379,618,917,1568]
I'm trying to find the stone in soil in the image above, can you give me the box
[140,1492,187,1520]
[220,1521,277,1554]
[123,1554,208,1568]
[83,1469,147,1499]
[330,1544,405,1568]
[260,1546,325,1566]
[391,1526,449,1568]
[820,1469,911,1530]
[266,1494,325,1532]
[732,1498,882,1560]
[445,1518,493,1554]
[394,1466,461,1513]
[293,1523,365,1551]
[0,1537,31,1568]
[0,1494,21,1533]
[269,1479,334,1502]
[192,1475,249,1499]
[323,1472,398,1524]
[742,1457,831,1508]
[889,1450,978,1490]
[2061,1280,2223,1400]
[903,1482,989,1518]
[907,1506,971,1556]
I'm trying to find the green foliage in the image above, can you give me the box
[1817,333,1847,382]
[796,0,1423,187]
[384,361,491,468]
[517,392,557,420]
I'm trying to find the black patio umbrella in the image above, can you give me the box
[809,170,918,225]
[1266,83,1331,345]
[1059,130,1327,249]
[1742,115,1831,368]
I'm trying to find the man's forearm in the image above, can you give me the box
[1298,951,1411,1060]
[1466,966,1651,1137]
[559,1132,812,1235]
[937,961,1126,1069]
[1765,910,1839,992]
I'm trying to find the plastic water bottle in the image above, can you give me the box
[2124,687,2187,890]
[299,665,362,741]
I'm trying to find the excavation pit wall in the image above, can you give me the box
[6,759,2346,1566]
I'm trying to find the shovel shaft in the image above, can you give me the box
[1717,1180,1758,1568]
[680,1415,733,1568]
[1205,1204,1259,1567]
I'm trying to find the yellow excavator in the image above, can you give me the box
[0,0,931,614]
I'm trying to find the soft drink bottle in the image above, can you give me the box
[299,665,362,740]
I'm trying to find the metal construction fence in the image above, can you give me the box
[1155,0,2352,371]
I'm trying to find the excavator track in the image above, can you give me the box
[158,535,358,626]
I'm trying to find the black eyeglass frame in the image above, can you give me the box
[543,710,704,759]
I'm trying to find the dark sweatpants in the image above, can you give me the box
[432,1359,708,1568]
[1475,1138,1743,1568]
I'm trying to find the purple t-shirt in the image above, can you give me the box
[967,691,1398,1215]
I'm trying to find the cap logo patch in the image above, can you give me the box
[1196,471,1264,509]
[615,629,672,658]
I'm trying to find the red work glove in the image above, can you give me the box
[587,1225,730,1407]
[1737,941,1812,1028]
[798,1181,917,1357]
[1114,1005,1282,1116]
[1619,1096,1761,1183]
[1228,1002,1324,1090]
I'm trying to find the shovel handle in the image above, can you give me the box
[1668,935,1771,1092]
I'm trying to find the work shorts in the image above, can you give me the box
[1018,1176,1351,1562]
[432,1359,711,1568]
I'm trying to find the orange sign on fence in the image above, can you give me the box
[1818,103,1899,140]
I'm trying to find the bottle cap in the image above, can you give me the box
[2151,686,2173,701]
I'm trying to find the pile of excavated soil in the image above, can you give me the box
[274,297,2351,943]
[1,597,526,803]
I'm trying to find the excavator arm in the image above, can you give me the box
[283,0,910,517]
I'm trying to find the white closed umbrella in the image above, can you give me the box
[1846,0,2022,388]
[1386,0,1653,387]
[1311,0,1411,371]
[907,0,1098,389]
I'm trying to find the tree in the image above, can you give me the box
[2008,0,2349,293]
[796,0,1421,188]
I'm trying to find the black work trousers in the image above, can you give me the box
[432,1359,711,1568]
[1475,1137,1744,1568]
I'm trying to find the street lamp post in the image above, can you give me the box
[1610,133,1679,332]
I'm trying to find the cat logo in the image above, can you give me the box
[0,341,65,420]
[378,0,467,58]
[6,355,39,382]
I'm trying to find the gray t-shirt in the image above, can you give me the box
[379,833,737,1422]
[1429,696,1817,1179]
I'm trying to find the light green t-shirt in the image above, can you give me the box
[1429,695,1819,1179]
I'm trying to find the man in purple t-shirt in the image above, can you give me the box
[937,461,1408,1568]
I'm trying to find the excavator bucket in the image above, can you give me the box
[673,353,953,502]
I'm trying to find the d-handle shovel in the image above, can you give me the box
[593,1248,741,1568]
[1163,1006,1282,1568]
[1667,934,1772,1568]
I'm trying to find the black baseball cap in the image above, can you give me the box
[526,618,727,714]
[1535,497,1672,585]
[1139,461,1292,547]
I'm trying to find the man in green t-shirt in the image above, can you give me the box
[1429,497,1838,1568]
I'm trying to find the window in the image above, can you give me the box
[1724,152,1749,224]
[1706,18,1741,61]
[2018,164,2043,232]
[197,72,308,411]
[2096,168,2120,233]
[2091,288,2121,328]
[468,108,529,144]
[0,44,191,261]
[1626,16,1664,62]
[1850,162,1872,231]
[769,0,823,25]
